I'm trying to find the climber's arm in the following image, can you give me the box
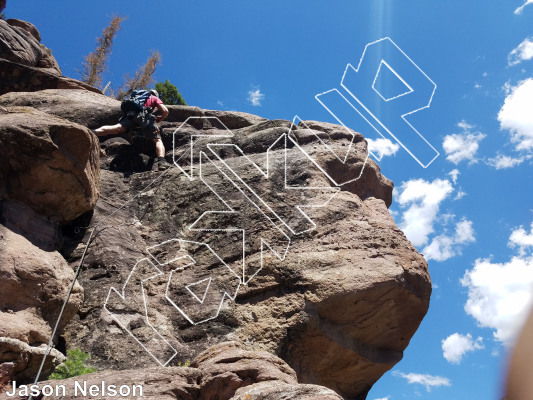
[155,103,169,123]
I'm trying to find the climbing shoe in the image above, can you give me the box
[158,158,171,171]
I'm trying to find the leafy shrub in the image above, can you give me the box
[48,348,98,380]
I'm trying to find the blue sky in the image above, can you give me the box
[6,1,533,399]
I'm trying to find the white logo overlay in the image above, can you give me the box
[316,37,438,167]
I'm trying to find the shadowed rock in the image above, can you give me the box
[0,225,83,388]
[0,106,100,222]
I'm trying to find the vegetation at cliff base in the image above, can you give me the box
[48,348,98,380]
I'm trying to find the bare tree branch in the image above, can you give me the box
[81,15,126,89]
[116,50,161,99]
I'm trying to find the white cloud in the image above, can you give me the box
[392,371,451,392]
[498,78,533,151]
[442,121,486,164]
[509,222,533,256]
[457,120,473,130]
[442,333,484,364]
[423,219,475,261]
[448,169,460,184]
[514,0,533,14]
[247,87,264,106]
[487,154,525,169]
[508,37,533,66]
[461,222,533,346]
[454,190,466,200]
[373,398,389,400]
[367,138,400,158]
[395,179,454,247]
[502,81,513,96]
[423,235,454,261]
[395,178,474,261]
[455,219,476,243]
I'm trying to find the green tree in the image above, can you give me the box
[155,80,187,105]
[48,349,98,380]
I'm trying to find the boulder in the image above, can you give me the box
[0,199,63,250]
[58,107,430,399]
[37,44,62,75]
[0,92,266,138]
[0,89,121,129]
[0,106,100,222]
[0,19,42,67]
[192,341,297,399]
[0,342,339,400]
[231,381,343,400]
[0,224,83,386]
[0,59,98,95]
[0,18,61,76]
[165,107,267,130]
[6,19,41,42]
[0,338,66,390]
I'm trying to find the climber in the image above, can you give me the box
[94,89,171,171]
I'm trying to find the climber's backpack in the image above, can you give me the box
[120,89,152,115]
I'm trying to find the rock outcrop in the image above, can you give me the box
[0,22,101,392]
[4,90,428,399]
[0,89,121,130]
[0,342,343,400]
[0,19,99,95]
[0,19,43,68]
[0,225,83,390]
[0,17,432,400]
[0,89,430,399]
[0,106,100,222]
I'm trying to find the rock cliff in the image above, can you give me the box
[0,18,431,400]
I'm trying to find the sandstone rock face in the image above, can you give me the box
[192,341,298,399]
[46,105,431,399]
[0,342,342,400]
[0,89,122,130]
[0,106,100,222]
[0,18,101,94]
[0,19,42,67]
[232,381,343,400]
[0,59,98,95]
[0,51,430,398]
[0,224,83,387]
[0,199,63,250]
[0,18,62,76]
[0,90,266,131]
[5,19,41,42]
